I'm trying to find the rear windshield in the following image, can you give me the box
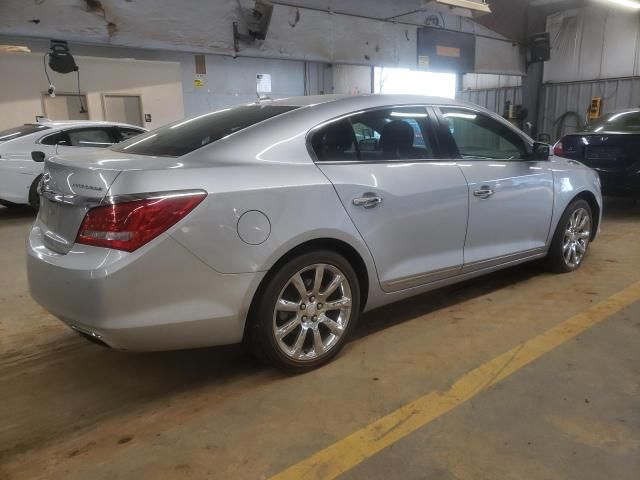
[112,105,299,157]
[0,124,50,143]
[584,110,640,132]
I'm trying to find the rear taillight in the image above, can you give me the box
[76,190,206,252]
[553,140,563,156]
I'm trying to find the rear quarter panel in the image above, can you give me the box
[106,131,381,308]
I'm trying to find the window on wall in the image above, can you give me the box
[440,108,526,160]
[311,107,435,162]
[374,67,456,99]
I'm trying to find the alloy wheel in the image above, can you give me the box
[562,207,591,268]
[272,263,352,361]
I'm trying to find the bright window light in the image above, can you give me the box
[600,0,640,9]
[374,67,457,99]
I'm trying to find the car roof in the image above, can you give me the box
[25,120,146,130]
[269,94,475,109]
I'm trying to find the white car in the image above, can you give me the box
[0,120,146,209]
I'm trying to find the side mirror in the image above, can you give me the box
[31,151,46,162]
[529,142,551,161]
[57,139,69,146]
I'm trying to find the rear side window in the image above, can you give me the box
[112,105,298,157]
[116,127,145,141]
[311,107,434,162]
[41,131,70,146]
[0,124,50,143]
[67,128,115,148]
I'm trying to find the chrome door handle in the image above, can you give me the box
[353,195,383,209]
[473,187,494,199]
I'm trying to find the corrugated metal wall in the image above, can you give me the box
[539,77,640,141]
[456,86,522,115]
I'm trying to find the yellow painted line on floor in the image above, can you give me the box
[270,280,640,480]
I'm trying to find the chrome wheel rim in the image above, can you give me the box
[273,263,352,361]
[563,207,591,268]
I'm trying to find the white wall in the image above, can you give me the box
[0,52,184,130]
[0,37,330,119]
[544,5,640,83]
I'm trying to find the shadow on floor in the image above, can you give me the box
[2,196,638,460]
[602,196,640,221]
[0,205,36,221]
[1,258,543,461]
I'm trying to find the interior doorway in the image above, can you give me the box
[102,94,143,126]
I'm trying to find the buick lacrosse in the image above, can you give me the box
[27,94,602,372]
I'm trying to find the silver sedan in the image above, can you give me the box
[27,94,602,372]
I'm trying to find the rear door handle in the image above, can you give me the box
[473,187,494,199]
[353,195,383,209]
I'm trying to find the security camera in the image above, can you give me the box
[47,84,56,97]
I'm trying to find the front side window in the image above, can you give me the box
[112,105,298,157]
[0,124,50,143]
[67,128,115,148]
[311,107,434,162]
[440,108,527,160]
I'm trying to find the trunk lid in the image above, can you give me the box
[38,149,186,254]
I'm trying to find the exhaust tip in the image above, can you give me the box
[70,325,110,348]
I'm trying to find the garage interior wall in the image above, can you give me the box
[0,51,183,130]
[539,4,640,139]
[456,73,522,115]
[0,36,334,120]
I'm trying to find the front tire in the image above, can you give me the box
[249,250,360,373]
[547,199,592,273]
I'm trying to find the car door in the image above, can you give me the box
[55,126,118,155]
[434,106,554,270]
[312,106,469,292]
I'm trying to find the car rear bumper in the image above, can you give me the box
[27,222,264,351]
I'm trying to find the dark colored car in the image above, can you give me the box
[553,109,640,197]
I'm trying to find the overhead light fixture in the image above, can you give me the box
[601,0,640,8]
[426,0,492,17]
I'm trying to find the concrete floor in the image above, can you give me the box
[1,199,639,480]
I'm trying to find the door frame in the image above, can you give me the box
[101,93,144,126]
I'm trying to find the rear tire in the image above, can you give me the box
[546,199,592,273]
[248,250,360,373]
[28,175,42,212]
